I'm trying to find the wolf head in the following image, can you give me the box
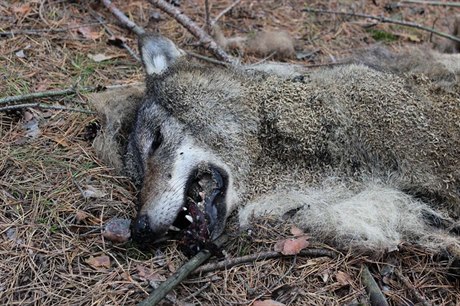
[126,34,244,244]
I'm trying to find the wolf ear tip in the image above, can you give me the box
[138,34,184,76]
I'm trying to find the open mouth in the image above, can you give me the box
[169,164,227,256]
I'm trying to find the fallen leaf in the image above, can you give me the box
[253,300,286,306]
[290,225,304,236]
[335,271,352,286]
[78,26,102,40]
[12,4,31,15]
[87,53,117,62]
[23,118,41,138]
[75,210,89,222]
[102,218,131,243]
[23,111,34,122]
[82,185,106,199]
[136,265,166,282]
[85,255,111,269]
[321,271,329,283]
[15,50,26,58]
[274,239,285,253]
[275,237,309,255]
[407,34,421,42]
[108,36,127,48]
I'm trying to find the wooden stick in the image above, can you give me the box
[361,265,389,306]
[303,8,460,44]
[0,103,94,114]
[193,248,336,275]
[101,0,145,36]
[147,0,236,64]
[137,235,229,306]
[394,269,432,306]
[0,22,106,36]
[400,0,460,8]
[0,88,77,105]
[0,83,142,105]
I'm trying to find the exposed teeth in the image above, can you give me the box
[182,207,188,211]
[185,215,193,223]
[169,225,180,231]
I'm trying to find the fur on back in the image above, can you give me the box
[89,48,460,253]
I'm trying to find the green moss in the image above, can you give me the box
[367,29,398,42]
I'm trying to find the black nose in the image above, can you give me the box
[131,214,152,242]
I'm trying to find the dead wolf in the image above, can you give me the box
[95,34,459,254]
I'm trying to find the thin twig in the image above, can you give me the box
[101,0,145,36]
[212,0,243,26]
[204,0,211,32]
[137,235,229,306]
[185,50,229,66]
[0,83,142,105]
[0,103,94,114]
[0,22,106,36]
[183,282,211,301]
[394,269,432,306]
[361,265,389,306]
[147,0,236,64]
[400,0,460,8]
[193,248,336,275]
[0,88,77,105]
[303,8,460,44]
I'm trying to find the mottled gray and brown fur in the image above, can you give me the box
[91,34,459,253]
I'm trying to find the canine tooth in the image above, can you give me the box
[185,215,193,223]
[169,225,180,231]
[182,207,187,211]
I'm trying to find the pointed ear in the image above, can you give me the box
[138,34,185,76]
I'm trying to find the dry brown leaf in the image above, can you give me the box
[253,300,286,306]
[75,210,89,223]
[82,185,106,199]
[274,239,286,253]
[85,255,111,269]
[87,53,118,62]
[335,271,352,286]
[280,237,309,255]
[136,265,166,282]
[78,26,102,40]
[12,4,31,15]
[290,225,304,236]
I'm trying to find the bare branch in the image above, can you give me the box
[193,248,336,275]
[204,0,211,32]
[101,0,145,36]
[303,8,460,44]
[0,83,142,105]
[0,103,94,114]
[394,269,432,306]
[0,22,106,36]
[137,235,229,306]
[0,88,77,105]
[361,265,389,306]
[401,0,460,8]
[147,0,236,64]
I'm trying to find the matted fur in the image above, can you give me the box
[89,46,459,253]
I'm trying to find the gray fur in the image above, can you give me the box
[94,35,460,252]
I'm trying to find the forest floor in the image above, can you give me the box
[1,0,459,305]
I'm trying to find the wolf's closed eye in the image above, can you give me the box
[150,129,163,155]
